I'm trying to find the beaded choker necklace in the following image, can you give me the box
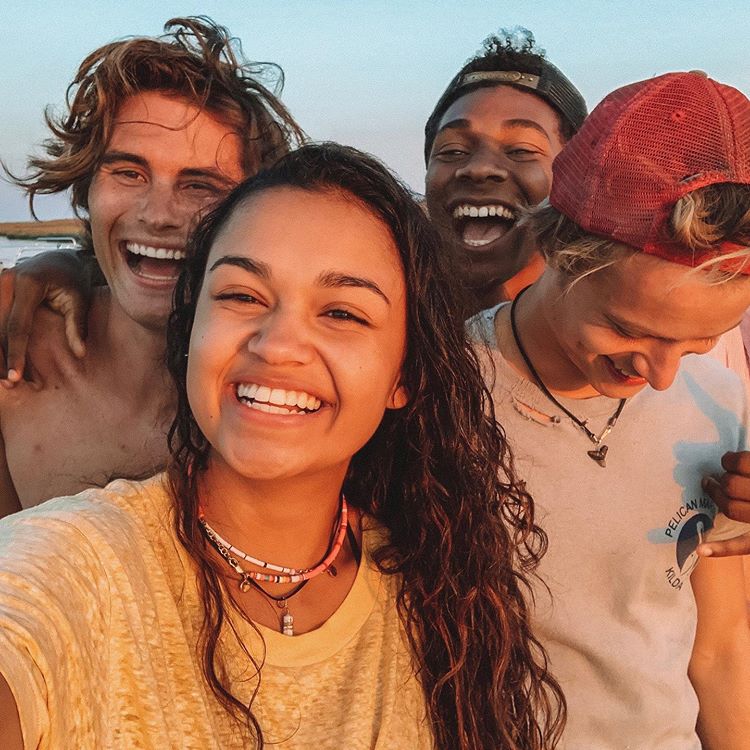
[199,497,349,636]
[509,287,626,468]
[199,496,349,585]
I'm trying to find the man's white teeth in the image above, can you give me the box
[611,360,639,378]
[126,242,185,261]
[452,204,515,220]
[236,383,322,413]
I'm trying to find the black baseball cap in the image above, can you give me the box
[424,53,587,164]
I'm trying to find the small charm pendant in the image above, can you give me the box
[281,611,294,636]
[238,575,252,593]
[587,444,608,467]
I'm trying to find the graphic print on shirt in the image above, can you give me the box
[661,371,743,590]
[661,496,715,590]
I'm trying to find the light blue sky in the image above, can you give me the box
[2,0,749,220]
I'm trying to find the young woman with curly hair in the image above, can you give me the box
[0,143,564,749]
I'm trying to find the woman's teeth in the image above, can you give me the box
[236,383,322,414]
[126,242,186,261]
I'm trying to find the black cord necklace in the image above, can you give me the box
[210,524,361,636]
[509,286,626,468]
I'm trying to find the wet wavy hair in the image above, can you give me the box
[166,143,565,749]
[10,16,304,244]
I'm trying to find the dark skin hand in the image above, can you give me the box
[0,250,90,388]
[699,451,750,557]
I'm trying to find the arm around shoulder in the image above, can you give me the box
[689,554,750,748]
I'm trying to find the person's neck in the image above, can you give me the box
[468,253,547,315]
[86,288,174,407]
[198,457,352,572]
[499,271,600,399]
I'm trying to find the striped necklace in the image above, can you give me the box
[199,496,349,586]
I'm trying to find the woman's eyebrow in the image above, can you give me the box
[317,271,390,305]
[206,258,390,305]
[208,255,272,278]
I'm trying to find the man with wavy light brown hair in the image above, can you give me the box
[0,17,303,514]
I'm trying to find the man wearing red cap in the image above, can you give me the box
[472,71,750,747]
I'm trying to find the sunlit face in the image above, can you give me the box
[187,187,408,483]
[425,85,564,290]
[544,252,750,397]
[87,91,245,330]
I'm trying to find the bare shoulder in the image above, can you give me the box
[25,305,86,383]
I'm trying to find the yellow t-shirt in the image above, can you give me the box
[0,475,432,749]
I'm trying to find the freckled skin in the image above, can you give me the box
[89,92,245,330]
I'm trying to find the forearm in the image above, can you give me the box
[0,673,24,750]
[690,619,750,748]
[690,554,750,748]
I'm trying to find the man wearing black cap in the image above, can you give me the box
[423,29,587,312]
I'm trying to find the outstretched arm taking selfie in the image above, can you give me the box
[0,251,90,387]
[0,673,23,750]
[689,554,750,748]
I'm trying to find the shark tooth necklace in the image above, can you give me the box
[509,287,626,468]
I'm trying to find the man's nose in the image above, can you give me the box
[454,149,510,183]
[137,181,185,232]
[631,344,685,391]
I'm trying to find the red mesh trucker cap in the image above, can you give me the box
[549,71,750,272]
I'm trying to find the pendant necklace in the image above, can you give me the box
[244,525,360,636]
[509,286,626,468]
[200,497,356,636]
[247,578,308,637]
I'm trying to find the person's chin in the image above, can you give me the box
[463,236,521,286]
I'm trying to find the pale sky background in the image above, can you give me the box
[1,0,749,221]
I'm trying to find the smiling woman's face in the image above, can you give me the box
[187,186,408,484]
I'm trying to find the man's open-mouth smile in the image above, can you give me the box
[451,202,517,248]
[124,241,186,283]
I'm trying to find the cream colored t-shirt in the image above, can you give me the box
[0,476,432,749]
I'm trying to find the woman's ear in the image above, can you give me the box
[387,382,409,410]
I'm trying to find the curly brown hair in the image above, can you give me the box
[166,142,565,748]
[11,16,304,244]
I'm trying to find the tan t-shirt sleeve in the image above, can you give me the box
[0,624,47,748]
[0,512,109,749]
